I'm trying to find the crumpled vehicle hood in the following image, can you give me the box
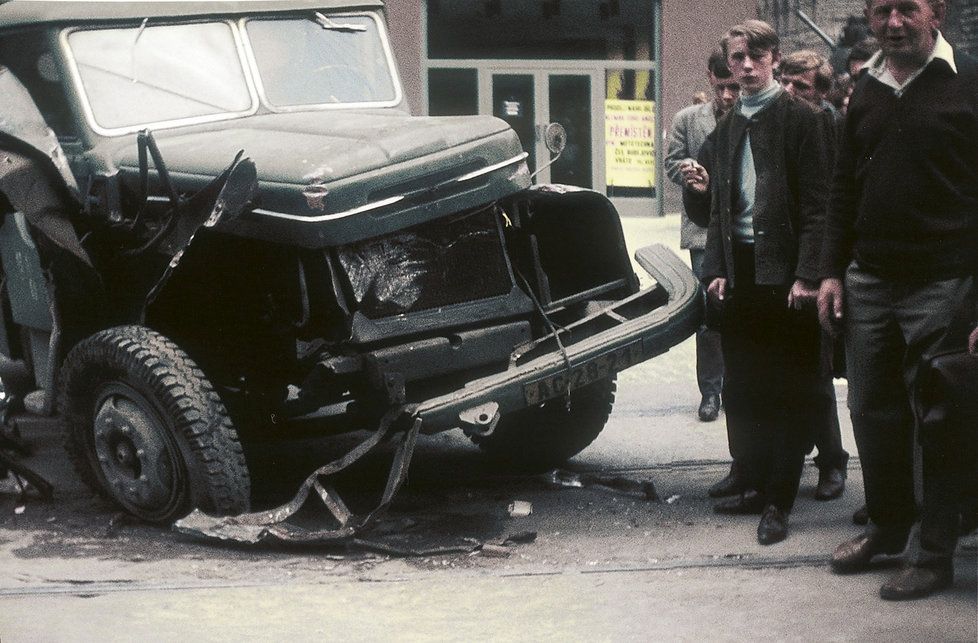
[104,109,528,246]
[110,110,517,187]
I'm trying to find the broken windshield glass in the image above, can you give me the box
[246,14,397,107]
[67,22,254,131]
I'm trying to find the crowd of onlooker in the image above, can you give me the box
[665,0,977,602]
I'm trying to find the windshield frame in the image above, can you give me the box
[60,10,403,137]
[238,12,403,114]
[60,19,261,137]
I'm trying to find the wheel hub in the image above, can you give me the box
[92,386,179,512]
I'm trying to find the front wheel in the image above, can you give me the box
[61,326,250,523]
[473,376,616,472]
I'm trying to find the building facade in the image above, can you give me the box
[384,1,977,216]
[385,1,752,217]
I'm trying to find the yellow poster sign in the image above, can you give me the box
[605,99,655,188]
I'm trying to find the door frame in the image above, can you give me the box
[424,58,660,217]
[478,67,603,187]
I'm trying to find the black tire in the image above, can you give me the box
[61,325,250,523]
[474,376,616,471]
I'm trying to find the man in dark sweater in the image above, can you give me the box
[818,0,978,601]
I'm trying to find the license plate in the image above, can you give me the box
[523,341,644,405]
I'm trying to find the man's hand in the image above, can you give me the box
[817,278,844,336]
[707,277,727,307]
[787,278,818,310]
[968,326,978,355]
[680,159,710,194]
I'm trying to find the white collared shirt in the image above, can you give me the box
[864,31,957,96]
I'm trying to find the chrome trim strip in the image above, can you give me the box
[455,152,528,183]
[252,194,405,223]
[250,152,528,224]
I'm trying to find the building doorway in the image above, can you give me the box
[425,0,661,216]
[487,71,594,187]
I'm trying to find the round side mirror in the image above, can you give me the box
[543,122,567,155]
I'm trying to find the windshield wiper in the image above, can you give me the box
[313,12,367,32]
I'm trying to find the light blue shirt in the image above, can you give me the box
[733,81,782,243]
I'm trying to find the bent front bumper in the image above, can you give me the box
[414,243,703,433]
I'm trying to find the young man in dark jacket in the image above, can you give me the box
[684,19,833,545]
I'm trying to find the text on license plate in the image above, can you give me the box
[523,341,645,405]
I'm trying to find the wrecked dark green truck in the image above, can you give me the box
[0,0,700,526]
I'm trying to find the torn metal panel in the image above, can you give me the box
[0,66,77,195]
[173,406,420,546]
[143,153,259,312]
[0,149,90,267]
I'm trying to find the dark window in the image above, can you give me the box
[427,68,477,115]
[428,0,654,61]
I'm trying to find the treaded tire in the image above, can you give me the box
[474,376,616,472]
[61,325,250,523]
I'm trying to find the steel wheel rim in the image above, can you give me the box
[91,383,184,519]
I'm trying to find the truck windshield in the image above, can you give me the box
[68,22,253,131]
[245,15,397,107]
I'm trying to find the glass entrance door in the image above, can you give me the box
[486,71,595,188]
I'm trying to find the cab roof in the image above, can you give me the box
[0,1,385,30]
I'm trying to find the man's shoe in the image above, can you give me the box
[708,464,746,498]
[714,489,765,515]
[697,393,721,422]
[880,563,953,601]
[814,467,846,501]
[757,505,789,545]
[830,530,908,574]
[852,504,869,525]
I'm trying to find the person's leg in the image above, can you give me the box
[756,294,821,544]
[881,276,976,599]
[832,265,915,574]
[690,249,723,420]
[710,245,759,505]
[812,378,849,500]
[844,265,916,538]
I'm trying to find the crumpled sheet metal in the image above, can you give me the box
[174,407,421,546]
[144,153,258,310]
[0,66,78,195]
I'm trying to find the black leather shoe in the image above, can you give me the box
[713,489,764,515]
[757,505,788,545]
[697,394,721,422]
[830,530,908,574]
[814,467,846,500]
[880,563,953,601]
[852,504,869,525]
[708,463,746,498]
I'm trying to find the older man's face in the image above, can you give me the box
[866,0,942,66]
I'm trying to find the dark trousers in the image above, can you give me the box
[720,244,822,512]
[845,264,975,561]
[690,249,724,399]
[811,372,849,472]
